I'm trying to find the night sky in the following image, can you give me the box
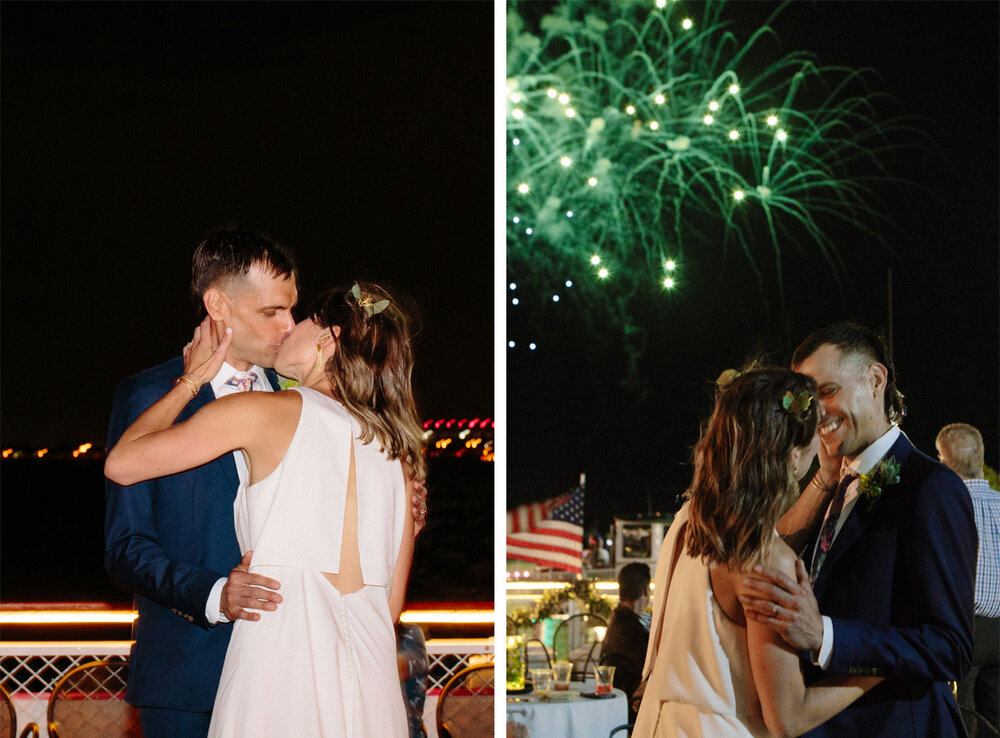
[507,2,999,530]
[2,1,998,538]
[1,2,493,447]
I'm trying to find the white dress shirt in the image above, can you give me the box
[205,361,274,625]
[815,424,900,667]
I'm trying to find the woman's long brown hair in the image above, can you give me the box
[685,367,818,570]
[310,282,426,479]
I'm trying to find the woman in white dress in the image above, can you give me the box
[634,368,882,737]
[106,282,422,737]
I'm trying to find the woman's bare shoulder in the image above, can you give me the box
[763,536,798,578]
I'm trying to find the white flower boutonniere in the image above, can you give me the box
[859,456,901,511]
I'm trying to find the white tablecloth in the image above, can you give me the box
[506,687,628,738]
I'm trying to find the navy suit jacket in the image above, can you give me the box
[104,356,279,711]
[802,433,977,737]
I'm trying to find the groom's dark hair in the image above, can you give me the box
[792,322,905,424]
[191,225,297,313]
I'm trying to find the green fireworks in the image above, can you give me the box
[507,0,919,340]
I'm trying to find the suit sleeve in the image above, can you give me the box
[103,376,223,630]
[826,466,976,681]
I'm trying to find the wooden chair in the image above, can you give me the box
[609,725,633,738]
[47,658,138,738]
[0,685,39,738]
[552,613,608,680]
[436,663,495,738]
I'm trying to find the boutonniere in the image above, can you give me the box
[277,376,299,391]
[858,456,901,510]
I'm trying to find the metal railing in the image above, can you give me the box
[1,639,494,737]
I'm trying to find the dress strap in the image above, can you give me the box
[642,507,690,680]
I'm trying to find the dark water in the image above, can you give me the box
[0,456,493,606]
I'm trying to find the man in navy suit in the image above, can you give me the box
[740,323,976,736]
[105,227,428,737]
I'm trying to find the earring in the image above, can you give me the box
[314,344,324,373]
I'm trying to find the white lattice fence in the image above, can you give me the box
[1,639,493,737]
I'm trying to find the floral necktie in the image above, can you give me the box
[225,371,258,393]
[810,473,857,586]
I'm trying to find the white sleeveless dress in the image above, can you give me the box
[633,503,770,737]
[208,386,409,738]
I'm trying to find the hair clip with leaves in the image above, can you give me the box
[351,283,390,317]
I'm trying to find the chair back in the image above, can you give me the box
[524,638,552,671]
[436,664,495,738]
[609,725,633,738]
[961,705,1000,738]
[47,659,137,738]
[552,613,608,679]
[1,685,14,738]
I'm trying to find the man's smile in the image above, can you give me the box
[818,416,843,439]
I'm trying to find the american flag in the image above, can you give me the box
[506,486,584,573]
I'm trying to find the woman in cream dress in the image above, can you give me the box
[634,368,881,737]
[107,283,422,737]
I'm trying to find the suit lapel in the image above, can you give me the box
[184,381,240,494]
[262,368,281,391]
[814,434,914,600]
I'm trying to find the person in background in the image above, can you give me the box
[936,422,999,729]
[585,534,611,568]
[397,622,430,738]
[600,563,650,722]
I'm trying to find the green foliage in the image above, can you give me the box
[507,579,613,634]
[984,464,1000,492]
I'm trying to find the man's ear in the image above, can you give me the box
[203,287,229,321]
[868,362,888,399]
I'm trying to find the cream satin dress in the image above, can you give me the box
[208,387,408,738]
[634,503,771,737]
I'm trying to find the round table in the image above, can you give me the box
[506,687,628,738]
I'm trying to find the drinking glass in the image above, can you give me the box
[553,660,572,690]
[594,664,616,695]
[530,668,553,698]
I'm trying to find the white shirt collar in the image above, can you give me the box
[843,423,900,478]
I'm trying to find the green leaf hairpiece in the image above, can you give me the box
[716,368,742,388]
[782,390,813,415]
[351,283,390,317]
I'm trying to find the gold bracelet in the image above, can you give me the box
[172,374,200,399]
[809,474,833,493]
